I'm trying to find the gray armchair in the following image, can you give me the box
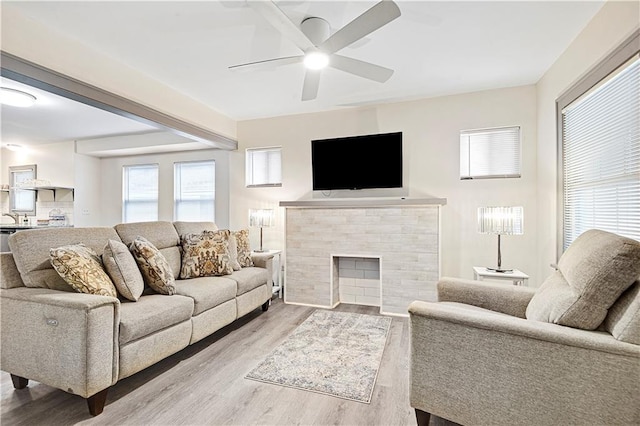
[409,230,640,426]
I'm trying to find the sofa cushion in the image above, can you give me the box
[602,280,640,344]
[526,229,640,330]
[228,267,269,296]
[102,239,144,301]
[173,221,218,236]
[8,226,121,291]
[175,276,237,315]
[232,229,253,267]
[129,236,176,295]
[114,221,179,250]
[179,230,233,279]
[49,244,118,298]
[119,294,194,344]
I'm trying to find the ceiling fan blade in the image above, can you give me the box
[329,54,394,83]
[247,1,315,52]
[319,0,401,54]
[302,70,321,101]
[229,55,303,72]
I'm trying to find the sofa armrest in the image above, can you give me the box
[408,301,640,425]
[437,277,536,318]
[0,287,120,398]
[251,253,274,287]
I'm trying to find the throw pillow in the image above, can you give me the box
[50,244,117,297]
[526,229,640,330]
[228,233,241,271]
[129,236,176,295]
[233,229,254,267]
[102,239,144,301]
[180,230,234,279]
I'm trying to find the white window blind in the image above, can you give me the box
[123,164,158,223]
[460,126,521,179]
[246,147,282,187]
[562,55,640,250]
[174,160,215,222]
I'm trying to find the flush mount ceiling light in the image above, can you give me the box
[5,144,24,152]
[304,51,329,70]
[0,87,37,107]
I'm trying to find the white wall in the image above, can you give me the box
[232,85,539,284]
[99,150,231,228]
[535,0,640,282]
[73,153,102,227]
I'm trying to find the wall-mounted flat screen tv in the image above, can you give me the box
[311,131,403,191]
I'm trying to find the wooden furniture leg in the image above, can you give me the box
[87,388,109,416]
[10,374,28,389]
[415,408,431,426]
[262,300,270,311]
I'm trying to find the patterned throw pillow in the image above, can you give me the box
[102,239,144,301]
[129,236,176,295]
[232,229,253,268]
[50,244,117,297]
[228,233,241,271]
[180,230,234,279]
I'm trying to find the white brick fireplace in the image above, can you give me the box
[280,198,446,316]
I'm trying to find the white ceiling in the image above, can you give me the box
[2,1,604,144]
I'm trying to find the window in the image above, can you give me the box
[174,160,215,221]
[559,49,639,251]
[123,164,158,223]
[460,126,521,179]
[246,147,282,187]
[9,164,37,215]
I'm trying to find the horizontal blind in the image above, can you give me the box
[246,147,282,186]
[562,55,640,249]
[123,164,158,223]
[174,160,215,222]
[460,126,521,179]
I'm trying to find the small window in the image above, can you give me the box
[460,126,521,179]
[246,147,282,187]
[174,160,215,222]
[9,164,37,215]
[123,164,158,223]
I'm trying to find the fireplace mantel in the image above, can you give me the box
[279,198,446,208]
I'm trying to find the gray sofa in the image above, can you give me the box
[409,229,640,426]
[0,221,274,416]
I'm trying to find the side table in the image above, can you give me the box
[473,266,529,286]
[252,249,283,298]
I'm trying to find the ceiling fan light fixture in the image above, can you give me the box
[304,51,329,70]
[0,87,37,108]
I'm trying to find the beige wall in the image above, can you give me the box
[233,85,540,284]
[535,0,640,282]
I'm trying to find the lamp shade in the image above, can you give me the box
[477,206,524,235]
[249,209,274,228]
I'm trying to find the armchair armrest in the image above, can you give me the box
[0,252,24,289]
[437,277,536,318]
[0,287,120,398]
[408,301,640,425]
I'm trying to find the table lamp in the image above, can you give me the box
[249,209,274,252]
[477,206,523,273]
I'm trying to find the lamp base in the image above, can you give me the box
[486,267,513,273]
[253,249,268,253]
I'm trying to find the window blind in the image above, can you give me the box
[562,55,640,250]
[460,126,521,179]
[246,147,282,187]
[174,160,215,222]
[123,164,158,223]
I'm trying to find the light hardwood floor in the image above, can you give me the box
[1,299,454,426]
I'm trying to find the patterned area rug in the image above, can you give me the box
[245,309,392,403]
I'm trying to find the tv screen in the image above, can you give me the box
[311,132,403,191]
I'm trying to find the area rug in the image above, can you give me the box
[245,309,392,403]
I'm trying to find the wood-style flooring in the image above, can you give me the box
[1,299,455,426]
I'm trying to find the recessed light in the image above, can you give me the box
[0,87,37,107]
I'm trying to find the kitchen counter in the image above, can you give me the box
[0,225,73,232]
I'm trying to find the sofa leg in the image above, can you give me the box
[87,388,109,416]
[262,300,270,311]
[10,374,28,389]
[415,408,431,426]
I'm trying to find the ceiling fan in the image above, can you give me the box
[229,0,401,101]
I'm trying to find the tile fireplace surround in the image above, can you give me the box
[280,198,446,316]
